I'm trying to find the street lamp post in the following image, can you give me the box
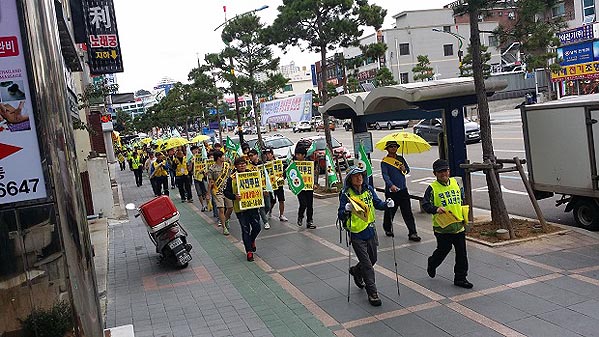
[432,28,465,66]
[214,5,268,144]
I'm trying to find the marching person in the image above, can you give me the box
[294,146,315,229]
[190,145,209,211]
[338,166,394,306]
[166,148,177,189]
[381,140,420,241]
[264,148,287,222]
[422,159,473,289]
[144,151,157,192]
[131,151,143,187]
[247,149,271,229]
[173,148,193,203]
[117,151,126,171]
[224,157,262,262]
[151,152,169,196]
[208,150,233,235]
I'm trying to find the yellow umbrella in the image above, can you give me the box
[375,132,431,155]
[190,134,209,143]
[140,137,153,145]
[160,137,189,151]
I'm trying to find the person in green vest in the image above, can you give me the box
[117,151,126,171]
[422,159,473,289]
[338,166,394,306]
[131,151,143,187]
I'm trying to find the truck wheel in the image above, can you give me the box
[573,199,599,230]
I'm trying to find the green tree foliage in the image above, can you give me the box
[113,108,132,133]
[269,0,386,177]
[412,55,434,81]
[359,42,387,67]
[374,67,397,86]
[459,44,492,78]
[346,76,362,93]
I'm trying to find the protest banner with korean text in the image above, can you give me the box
[295,161,314,190]
[236,171,264,210]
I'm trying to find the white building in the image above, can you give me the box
[344,8,502,84]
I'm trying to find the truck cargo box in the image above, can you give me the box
[138,196,179,233]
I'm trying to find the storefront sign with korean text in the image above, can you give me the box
[551,60,599,82]
[83,0,124,74]
[0,0,48,204]
[236,171,264,210]
[558,25,594,46]
[295,161,314,190]
[557,41,595,66]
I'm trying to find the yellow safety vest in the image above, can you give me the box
[131,157,141,169]
[431,178,464,233]
[346,187,376,234]
[152,161,168,177]
[174,157,188,176]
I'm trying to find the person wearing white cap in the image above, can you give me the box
[338,166,394,306]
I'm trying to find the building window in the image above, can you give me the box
[489,35,499,47]
[583,0,595,18]
[552,2,565,17]
[400,72,409,84]
[443,44,454,56]
[443,25,451,33]
[399,43,410,56]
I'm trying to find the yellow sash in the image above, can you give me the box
[382,156,406,172]
[214,162,231,191]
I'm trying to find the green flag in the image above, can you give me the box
[225,136,238,151]
[254,141,262,158]
[325,148,338,185]
[263,165,273,192]
[285,148,293,165]
[201,145,208,160]
[285,161,305,195]
[357,142,373,177]
[306,141,317,156]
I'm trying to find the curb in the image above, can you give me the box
[490,119,521,125]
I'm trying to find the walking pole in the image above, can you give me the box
[347,230,351,303]
[389,205,401,297]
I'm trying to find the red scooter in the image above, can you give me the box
[127,196,192,268]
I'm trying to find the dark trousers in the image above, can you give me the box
[152,176,169,196]
[351,233,379,296]
[169,170,176,187]
[297,190,313,223]
[383,189,417,235]
[119,161,125,170]
[133,168,143,186]
[176,175,192,201]
[428,232,468,281]
[236,209,261,253]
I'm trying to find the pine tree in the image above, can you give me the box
[412,55,434,81]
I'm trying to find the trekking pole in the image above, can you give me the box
[389,204,401,297]
[346,216,352,303]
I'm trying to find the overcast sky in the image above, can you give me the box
[112,0,450,93]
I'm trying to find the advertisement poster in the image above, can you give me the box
[0,0,47,204]
[557,41,595,66]
[236,171,264,210]
[295,161,314,190]
[260,93,312,125]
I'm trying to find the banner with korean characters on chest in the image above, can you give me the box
[83,0,124,74]
[295,161,314,190]
[236,171,264,210]
[0,0,48,204]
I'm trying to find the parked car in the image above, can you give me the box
[413,118,481,144]
[343,120,409,131]
[315,120,336,131]
[235,125,266,135]
[293,121,312,133]
[245,134,295,159]
[295,135,354,173]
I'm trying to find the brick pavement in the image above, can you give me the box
[107,169,599,337]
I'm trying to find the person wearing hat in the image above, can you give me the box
[224,156,262,261]
[294,146,315,229]
[338,166,394,306]
[151,152,169,196]
[264,148,288,222]
[381,140,420,241]
[422,159,473,289]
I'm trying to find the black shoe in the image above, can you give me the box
[408,233,421,242]
[297,218,303,227]
[349,266,365,289]
[307,222,316,229]
[427,264,436,278]
[368,293,382,306]
[454,279,473,289]
[385,231,394,237]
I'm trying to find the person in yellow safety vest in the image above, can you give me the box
[117,152,126,171]
[131,151,143,187]
[173,149,193,202]
[337,166,394,307]
[127,150,134,170]
[150,152,169,196]
[422,159,473,289]
[223,157,262,262]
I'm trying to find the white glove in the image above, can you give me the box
[386,198,395,208]
[344,203,353,212]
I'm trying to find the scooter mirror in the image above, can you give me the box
[125,203,136,210]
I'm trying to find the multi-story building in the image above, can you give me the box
[344,8,502,86]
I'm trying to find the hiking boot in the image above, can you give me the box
[223,227,230,236]
[247,252,254,262]
[225,219,230,228]
[251,241,256,252]
[385,231,394,237]
[368,293,382,306]
[297,217,303,227]
[279,215,288,222]
[307,222,316,229]
[427,264,436,278]
[201,206,207,212]
[264,222,270,230]
[217,220,222,227]
[349,266,365,289]
[454,279,473,289]
[408,233,421,242]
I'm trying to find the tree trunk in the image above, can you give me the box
[317,11,334,190]
[468,7,511,231]
[251,88,264,149]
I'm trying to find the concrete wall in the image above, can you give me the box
[72,72,92,171]
[87,157,114,218]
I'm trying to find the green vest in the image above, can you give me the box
[431,178,464,233]
[131,157,141,169]
[346,187,376,234]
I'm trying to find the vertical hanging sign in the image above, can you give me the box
[83,0,124,74]
[0,0,48,203]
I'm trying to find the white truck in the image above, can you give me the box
[522,94,599,230]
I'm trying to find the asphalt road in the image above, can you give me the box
[277,121,579,229]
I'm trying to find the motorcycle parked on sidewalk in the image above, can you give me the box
[126,196,192,268]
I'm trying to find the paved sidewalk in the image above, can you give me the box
[106,169,599,337]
